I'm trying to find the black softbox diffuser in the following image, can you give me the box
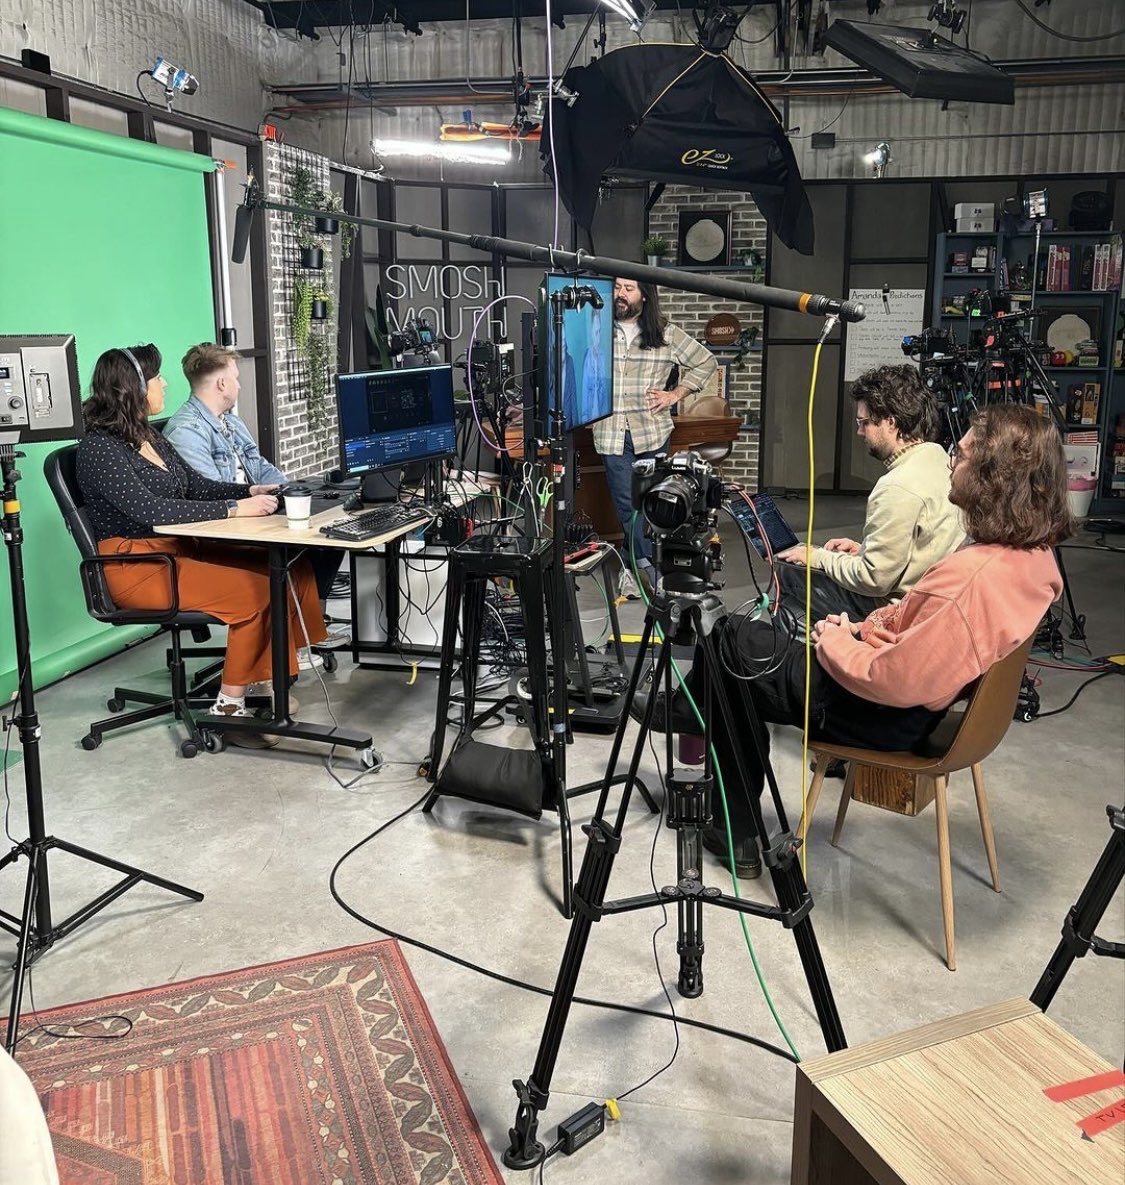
[544,44,814,255]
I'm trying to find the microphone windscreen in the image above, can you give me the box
[231,204,254,264]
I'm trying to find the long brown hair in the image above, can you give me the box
[951,404,1074,548]
[635,281,668,350]
[83,344,161,448]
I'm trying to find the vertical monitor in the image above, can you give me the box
[540,274,615,431]
[335,364,456,477]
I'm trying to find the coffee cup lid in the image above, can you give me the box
[285,484,313,496]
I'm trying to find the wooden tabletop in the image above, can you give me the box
[795,998,1124,1185]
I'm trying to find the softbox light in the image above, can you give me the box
[543,43,815,255]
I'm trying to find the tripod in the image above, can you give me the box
[503,585,846,1169]
[1031,804,1125,1011]
[0,445,203,1056]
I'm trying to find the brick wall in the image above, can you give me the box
[263,140,339,479]
[648,187,766,490]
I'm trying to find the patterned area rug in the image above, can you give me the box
[13,941,503,1185]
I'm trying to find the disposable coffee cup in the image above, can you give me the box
[284,484,313,529]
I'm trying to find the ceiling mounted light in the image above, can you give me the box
[864,141,893,179]
[599,1,655,33]
[371,138,511,166]
[139,55,199,112]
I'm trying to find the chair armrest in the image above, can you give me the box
[79,553,182,625]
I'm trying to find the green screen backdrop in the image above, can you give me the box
[0,107,217,701]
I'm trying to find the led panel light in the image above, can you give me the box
[599,1,655,33]
[825,20,1014,105]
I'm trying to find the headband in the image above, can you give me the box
[120,347,147,392]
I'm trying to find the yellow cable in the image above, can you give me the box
[799,341,825,875]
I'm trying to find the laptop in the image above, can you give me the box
[723,492,800,559]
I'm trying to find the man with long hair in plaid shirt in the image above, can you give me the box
[595,277,717,597]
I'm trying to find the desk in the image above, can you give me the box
[791,998,1125,1185]
[156,505,415,757]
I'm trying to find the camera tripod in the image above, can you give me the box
[0,445,202,1056]
[503,585,846,1170]
[1031,804,1125,1011]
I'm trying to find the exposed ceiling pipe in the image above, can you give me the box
[265,55,1125,111]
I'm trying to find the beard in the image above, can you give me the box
[614,295,641,320]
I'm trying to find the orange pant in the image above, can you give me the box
[97,536,327,686]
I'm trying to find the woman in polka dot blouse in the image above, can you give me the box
[75,343,327,721]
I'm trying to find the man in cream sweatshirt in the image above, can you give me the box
[776,364,965,627]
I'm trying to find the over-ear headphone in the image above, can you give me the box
[119,347,147,397]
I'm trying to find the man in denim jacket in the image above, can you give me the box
[165,344,345,652]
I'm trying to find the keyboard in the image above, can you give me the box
[319,502,436,542]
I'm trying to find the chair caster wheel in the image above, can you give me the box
[322,650,338,673]
[107,697,125,712]
[201,730,225,754]
[417,761,430,778]
[181,740,199,758]
[81,733,102,751]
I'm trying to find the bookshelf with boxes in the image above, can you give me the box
[933,221,1124,514]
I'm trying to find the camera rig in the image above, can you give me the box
[901,296,1065,446]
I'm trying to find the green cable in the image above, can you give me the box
[628,513,801,1061]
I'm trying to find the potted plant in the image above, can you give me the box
[740,247,764,281]
[314,187,340,236]
[297,226,324,270]
[309,284,332,322]
[643,236,669,266]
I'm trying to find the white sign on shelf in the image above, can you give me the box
[843,288,927,382]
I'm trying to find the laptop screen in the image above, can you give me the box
[724,493,799,559]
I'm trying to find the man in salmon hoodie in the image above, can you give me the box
[644,404,1071,878]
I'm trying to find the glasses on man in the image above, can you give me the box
[947,441,966,467]
[855,416,872,430]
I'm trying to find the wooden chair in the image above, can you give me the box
[801,636,1035,970]
[672,395,740,466]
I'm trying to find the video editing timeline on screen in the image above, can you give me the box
[336,364,456,477]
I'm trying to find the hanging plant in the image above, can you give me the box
[289,163,317,219]
[291,276,314,353]
[297,225,324,269]
[305,331,331,436]
[313,186,340,235]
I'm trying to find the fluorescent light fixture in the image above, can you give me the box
[863,141,893,179]
[371,138,511,166]
[599,1,655,33]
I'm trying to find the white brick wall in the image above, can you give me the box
[263,140,340,479]
[649,187,766,490]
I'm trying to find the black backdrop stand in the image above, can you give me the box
[0,446,203,1056]
[1031,804,1125,1011]
[503,587,846,1170]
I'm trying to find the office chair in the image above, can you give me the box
[44,445,224,758]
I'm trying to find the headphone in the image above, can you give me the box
[119,347,148,396]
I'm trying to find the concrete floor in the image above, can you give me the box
[2,496,1123,1184]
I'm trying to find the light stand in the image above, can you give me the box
[1031,804,1125,1011]
[0,446,203,1056]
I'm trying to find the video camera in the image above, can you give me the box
[901,326,958,361]
[632,451,725,594]
[388,316,437,358]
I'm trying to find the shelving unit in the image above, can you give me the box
[933,229,1125,514]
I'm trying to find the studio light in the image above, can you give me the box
[864,141,893,179]
[371,138,511,166]
[599,1,655,33]
[139,55,199,112]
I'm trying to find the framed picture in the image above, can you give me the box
[1039,305,1103,362]
[677,209,733,267]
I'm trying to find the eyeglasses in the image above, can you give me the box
[947,442,966,467]
[855,416,872,430]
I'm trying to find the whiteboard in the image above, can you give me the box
[843,288,927,381]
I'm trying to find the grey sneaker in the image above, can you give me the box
[617,569,640,601]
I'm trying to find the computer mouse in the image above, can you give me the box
[322,489,341,500]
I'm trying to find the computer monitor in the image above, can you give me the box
[539,274,614,432]
[334,364,457,478]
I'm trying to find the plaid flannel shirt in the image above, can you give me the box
[593,321,718,455]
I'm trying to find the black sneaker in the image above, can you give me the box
[701,825,762,879]
[628,690,702,735]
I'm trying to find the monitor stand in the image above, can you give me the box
[360,469,403,504]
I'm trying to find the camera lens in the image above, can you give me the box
[643,476,694,533]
